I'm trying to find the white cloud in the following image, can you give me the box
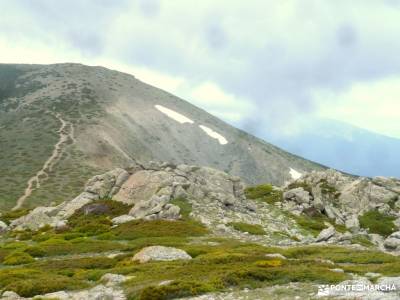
[187,82,254,123]
[1,0,400,138]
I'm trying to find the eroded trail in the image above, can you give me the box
[13,113,74,210]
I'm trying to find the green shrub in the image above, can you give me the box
[33,256,117,271]
[2,241,28,250]
[245,184,274,199]
[282,246,399,264]
[350,235,374,247]
[291,214,326,236]
[228,222,266,235]
[24,246,46,257]
[0,209,30,225]
[245,184,283,204]
[3,273,87,297]
[138,280,213,300]
[39,238,124,256]
[112,219,208,240]
[4,251,35,265]
[358,210,396,237]
[170,198,192,219]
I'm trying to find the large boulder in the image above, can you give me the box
[132,246,192,263]
[384,231,400,250]
[128,195,181,220]
[283,187,311,204]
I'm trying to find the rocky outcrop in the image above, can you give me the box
[7,161,248,232]
[282,169,400,232]
[132,246,192,263]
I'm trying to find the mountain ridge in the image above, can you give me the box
[0,63,325,210]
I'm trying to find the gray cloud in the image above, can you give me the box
[2,0,400,134]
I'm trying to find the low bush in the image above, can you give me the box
[169,197,192,219]
[1,271,87,297]
[245,184,283,204]
[24,245,46,257]
[350,235,374,247]
[358,210,396,237]
[112,219,208,240]
[228,222,266,235]
[4,251,35,265]
[138,280,213,300]
[0,209,30,225]
[33,256,117,271]
[282,246,399,264]
[38,237,124,256]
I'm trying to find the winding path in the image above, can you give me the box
[13,113,74,210]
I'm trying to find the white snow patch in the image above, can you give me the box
[155,105,194,124]
[289,168,302,180]
[199,125,228,145]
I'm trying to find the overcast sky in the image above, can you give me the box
[1,0,400,139]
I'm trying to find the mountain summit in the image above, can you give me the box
[0,63,324,210]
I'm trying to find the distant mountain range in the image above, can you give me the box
[262,118,400,178]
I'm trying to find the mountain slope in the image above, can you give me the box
[0,63,325,210]
[262,118,400,178]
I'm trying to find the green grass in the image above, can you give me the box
[228,222,266,235]
[358,210,396,237]
[244,184,283,204]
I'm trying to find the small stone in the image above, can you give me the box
[265,253,287,260]
[329,268,344,273]
[112,215,135,225]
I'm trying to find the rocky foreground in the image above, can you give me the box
[0,161,400,299]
